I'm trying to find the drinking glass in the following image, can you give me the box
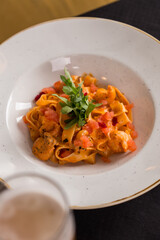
[0,172,75,240]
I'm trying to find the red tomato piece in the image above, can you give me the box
[112,117,118,126]
[101,128,110,135]
[88,120,99,130]
[125,103,134,110]
[83,120,99,134]
[41,87,56,94]
[34,92,45,101]
[131,130,138,139]
[83,124,92,134]
[40,107,47,114]
[127,139,137,152]
[90,83,98,93]
[100,111,114,122]
[44,108,59,123]
[53,81,64,92]
[127,122,135,130]
[80,135,93,148]
[98,122,107,128]
[74,139,82,147]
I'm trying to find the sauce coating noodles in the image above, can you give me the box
[23,72,137,164]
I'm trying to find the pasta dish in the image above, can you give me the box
[23,68,137,165]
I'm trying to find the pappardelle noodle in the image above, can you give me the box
[23,68,138,165]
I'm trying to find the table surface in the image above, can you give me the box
[0,0,117,43]
[75,1,160,240]
[1,0,160,239]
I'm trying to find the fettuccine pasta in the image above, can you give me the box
[23,70,138,165]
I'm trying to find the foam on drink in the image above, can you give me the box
[0,191,65,240]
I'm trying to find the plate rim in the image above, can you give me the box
[1,17,159,46]
[71,179,160,209]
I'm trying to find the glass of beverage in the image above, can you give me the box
[0,172,75,240]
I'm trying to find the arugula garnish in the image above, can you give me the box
[53,68,101,129]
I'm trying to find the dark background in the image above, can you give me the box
[74,0,160,239]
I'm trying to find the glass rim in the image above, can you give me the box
[1,171,71,240]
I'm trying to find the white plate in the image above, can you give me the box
[0,18,160,209]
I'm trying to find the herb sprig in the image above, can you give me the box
[53,68,101,129]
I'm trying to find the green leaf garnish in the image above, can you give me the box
[52,94,70,105]
[61,106,73,114]
[53,68,102,129]
[64,118,78,129]
[62,86,73,95]
[64,67,75,88]
[86,103,102,117]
